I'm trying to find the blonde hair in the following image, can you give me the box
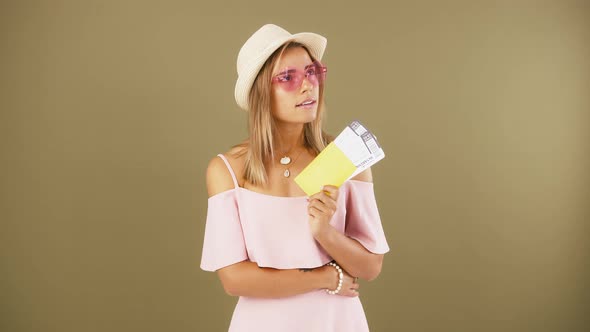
[231,41,333,186]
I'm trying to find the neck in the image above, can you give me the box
[274,124,305,154]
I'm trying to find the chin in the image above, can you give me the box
[302,110,317,122]
[275,108,318,124]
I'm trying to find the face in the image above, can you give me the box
[270,47,324,125]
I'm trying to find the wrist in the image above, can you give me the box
[318,264,339,289]
[324,262,343,295]
[310,221,332,240]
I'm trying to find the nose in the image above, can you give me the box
[300,75,314,92]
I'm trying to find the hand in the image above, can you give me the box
[307,185,339,236]
[322,264,360,297]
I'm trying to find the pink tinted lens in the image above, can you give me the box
[274,62,327,91]
[313,61,327,83]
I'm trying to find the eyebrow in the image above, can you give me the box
[275,69,297,76]
[275,63,316,76]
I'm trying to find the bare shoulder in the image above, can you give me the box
[205,156,234,197]
[223,145,248,180]
[350,167,373,183]
[205,145,248,197]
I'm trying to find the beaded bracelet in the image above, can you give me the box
[325,262,343,295]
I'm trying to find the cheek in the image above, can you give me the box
[272,89,295,112]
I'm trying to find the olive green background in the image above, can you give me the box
[1,1,589,331]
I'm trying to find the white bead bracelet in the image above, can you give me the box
[325,262,343,295]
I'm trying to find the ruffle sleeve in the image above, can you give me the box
[200,189,249,271]
[344,180,390,254]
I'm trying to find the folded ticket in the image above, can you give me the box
[294,120,385,196]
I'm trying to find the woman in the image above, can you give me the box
[200,23,390,331]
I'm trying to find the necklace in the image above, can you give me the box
[282,147,305,178]
[277,133,300,165]
[279,140,300,165]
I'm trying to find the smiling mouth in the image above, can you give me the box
[296,100,316,107]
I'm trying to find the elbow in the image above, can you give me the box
[361,265,381,282]
[364,254,384,282]
[221,280,239,296]
[365,266,382,281]
[217,269,240,297]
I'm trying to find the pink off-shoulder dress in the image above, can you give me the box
[200,154,390,331]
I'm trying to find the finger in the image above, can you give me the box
[308,207,318,218]
[315,197,336,215]
[310,190,334,205]
[310,199,334,215]
[312,193,337,212]
[320,191,339,211]
[316,191,336,205]
[343,289,359,297]
[322,185,339,201]
[308,191,323,200]
[308,200,327,214]
[324,198,337,213]
[308,205,324,215]
[308,197,325,206]
[308,195,328,208]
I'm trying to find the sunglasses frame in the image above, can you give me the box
[271,61,328,91]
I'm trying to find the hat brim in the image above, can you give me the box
[234,32,327,111]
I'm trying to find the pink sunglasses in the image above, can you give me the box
[271,61,328,92]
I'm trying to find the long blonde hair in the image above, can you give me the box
[232,41,333,186]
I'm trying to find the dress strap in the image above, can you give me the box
[216,154,239,189]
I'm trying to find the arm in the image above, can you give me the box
[216,262,335,298]
[308,168,384,281]
[205,155,347,298]
[313,223,384,282]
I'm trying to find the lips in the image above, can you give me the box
[296,99,316,107]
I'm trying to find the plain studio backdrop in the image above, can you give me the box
[1,1,589,331]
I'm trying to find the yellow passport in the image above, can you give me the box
[294,142,357,196]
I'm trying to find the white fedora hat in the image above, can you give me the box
[234,24,327,111]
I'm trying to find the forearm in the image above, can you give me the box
[217,261,333,298]
[313,224,383,281]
